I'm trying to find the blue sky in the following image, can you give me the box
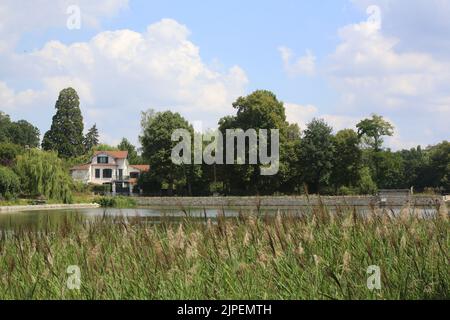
[1,0,449,149]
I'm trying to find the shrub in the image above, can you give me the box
[94,196,137,208]
[0,166,20,200]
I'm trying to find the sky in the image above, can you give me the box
[0,0,449,150]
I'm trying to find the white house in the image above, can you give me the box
[70,151,150,194]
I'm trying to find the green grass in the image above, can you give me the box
[0,205,448,300]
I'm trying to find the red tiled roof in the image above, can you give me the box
[93,150,128,159]
[70,163,90,171]
[130,165,150,172]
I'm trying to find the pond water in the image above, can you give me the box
[0,206,440,232]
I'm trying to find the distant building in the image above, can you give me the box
[70,151,150,194]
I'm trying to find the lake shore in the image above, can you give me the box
[0,203,100,213]
[0,195,447,213]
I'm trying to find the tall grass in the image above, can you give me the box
[0,204,448,300]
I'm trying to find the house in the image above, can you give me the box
[70,150,150,194]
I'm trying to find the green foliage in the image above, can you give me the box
[427,141,450,191]
[0,166,20,200]
[331,129,362,190]
[14,149,73,203]
[94,196,137,208]
[358,167,378,195]
[217,90,296,195]
[83,124,99,152]
[94,144,119,152]
[140,110,193,195]
[91,184,111,194]
[0,111,40,147]
[117,138,141,165]
[0,143,23,167]
[42,88,85,158]
[299,118,335,194]
[357,114,394,152]
[376,151,405,189]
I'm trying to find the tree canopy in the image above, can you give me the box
[140,110,193,195]
[42,88,84,158]
[84,124,100,152]
[0,111,40,147]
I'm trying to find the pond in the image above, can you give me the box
[0,206,440,232]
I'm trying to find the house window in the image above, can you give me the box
[97,156,109,164]
[95,169,101,179]
[103,169,112,178]
[130,172,139,179]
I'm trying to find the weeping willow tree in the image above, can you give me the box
[14,149,73,203]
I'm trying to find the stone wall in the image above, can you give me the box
[136,195,444,208]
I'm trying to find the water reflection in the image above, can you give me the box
[0,206,439,231]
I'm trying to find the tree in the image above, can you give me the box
[0,143,23,167]
[218,90,293,195]
[0,112,11,143]
[117,138,141,165]
[0,111,40,147]
[0,166,20,200]
[358,167,377,195]
[357,114,394,152]
[299,119,335,194]
[83,124,99,152]
[330,129,362,191]
[426,141,449,191]
[140,110,193,195]
[376,151,405,189]
[399,146,430,191]
[7,120,40,147]
[42,88,85,158]
[357,114,394,184]
[14,149,73,203]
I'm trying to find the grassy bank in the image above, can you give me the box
[0,205,448,300]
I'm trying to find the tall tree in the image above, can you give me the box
[117,138,141,165]
[140,110,193,195]
[42,88,84,158]
[299,118,335,194]
[357,114,394,152]
[330,129,362,191]
[218,90,293,195]
[83,124,99,152]
[357,114,394,184]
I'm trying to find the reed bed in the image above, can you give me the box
[0,204,448,300]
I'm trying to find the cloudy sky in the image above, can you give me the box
[1,0,449,149]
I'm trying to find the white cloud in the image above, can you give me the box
[0,18,248,145]
[284,103,318,130]
[278,46,316,77]
[0,0,129,52]
[327,5,450,149]
[285,102,359,133]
